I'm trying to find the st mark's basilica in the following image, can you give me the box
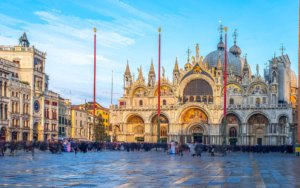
[109,28,297,146]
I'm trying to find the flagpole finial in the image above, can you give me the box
[158,27,161,33]
[224,26,228,32]
[93,27,97,33]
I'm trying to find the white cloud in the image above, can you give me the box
[0,10,140,105]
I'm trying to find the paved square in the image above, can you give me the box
[0,151,299,187]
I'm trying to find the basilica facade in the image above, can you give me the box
[110,29,297,146]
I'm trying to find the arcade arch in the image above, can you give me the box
[221,113,241,145]
[247,113,269,145]
[180,107,209,144]
[151,114,169,143]
[126,115,145,142]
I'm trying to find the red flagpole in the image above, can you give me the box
[224,27,227,117]
[157,27,161,143]
[223,27,228,145]
[93,28,97,132]
[297,0,300,147]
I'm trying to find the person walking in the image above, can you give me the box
[195,142,202,157]
[188,143,196,157]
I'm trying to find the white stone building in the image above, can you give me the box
[110,29,297,146]
[0,33,59,141]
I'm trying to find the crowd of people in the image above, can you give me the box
[0,139,295,157]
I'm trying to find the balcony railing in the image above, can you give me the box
[111,102,292,110]
[227,103,292,109]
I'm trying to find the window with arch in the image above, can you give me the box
[4,105,8,119]
[183,79,213,103]
[4,82,7,97]
[139,100,143,106]
[0,81,2,97]
[229,127,237,137]
[0,104,3,119]
[229,98,234,105]
[163,99,167,106]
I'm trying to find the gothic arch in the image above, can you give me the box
[176,104,212,124]
[186,123,208,135]
[152,84,174,97]
[178,106,209,124]
[245,111,270,124]
[277,114,290,124]
[129,84,148,98]
[178,74,215,98]
[220,82,244,96]
[246,81,269,95]
[219,112,242,125]
[125,114,145,124]
[247,113,269,125]
[148,112,170,123]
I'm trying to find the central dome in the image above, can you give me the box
[203,50,242,76]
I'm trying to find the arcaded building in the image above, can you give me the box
[110,29,296,146]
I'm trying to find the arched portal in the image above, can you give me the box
[180,108,208,124]
[188,124,205,143]
[0,127,6,141]
[247,113,269,145]
[221,113,241,145]
[183,79,213,103]
[112,125,121,142]
[33,122,38,141]
[151,114,169,143]
[127,115,145,142]
[180,108,209,144]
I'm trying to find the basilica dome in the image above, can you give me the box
[291,70,297,87]
[229,44,242,56]
[203,49,242,76]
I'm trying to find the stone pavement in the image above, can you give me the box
[0,151,299,187]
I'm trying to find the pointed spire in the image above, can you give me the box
[186,48,191,63]
[217,22,225,50]
[173,57,179,73]
[272,52,278,68]
[243,54,249,71]
[233,29,238,45]
[229,29,242,56]
[280,43,285,56]
[138,65,144,81]
[149,58,155,74]
[256,64,259,76]
[125,60,131,75]
[195,43,199,60]
[218,22,224,42]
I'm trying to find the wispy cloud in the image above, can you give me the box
[0,2,159,106]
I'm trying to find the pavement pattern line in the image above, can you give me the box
[0,151,299,187]
[174,174,195,185]
[251,156,266,188]
[114,183,133,188]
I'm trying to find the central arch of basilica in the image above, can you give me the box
[110,29,295,146]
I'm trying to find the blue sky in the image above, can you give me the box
[0,0,297,107]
